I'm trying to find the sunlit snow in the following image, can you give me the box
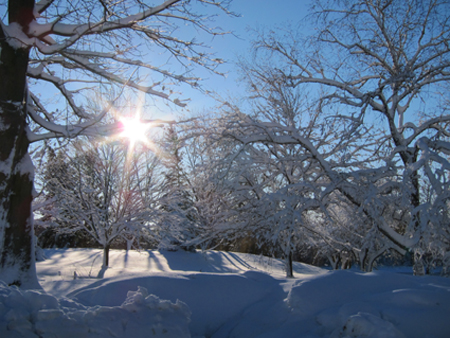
[1,249,447,337]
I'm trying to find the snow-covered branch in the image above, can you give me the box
[20,0,232,140]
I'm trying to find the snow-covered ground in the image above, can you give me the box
[1,249,450,337]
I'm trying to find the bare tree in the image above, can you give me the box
[40,140,164,272]
[156,124,199,251]
[0,0,232,287]
[222,0,450,274]
[152,115,237,251]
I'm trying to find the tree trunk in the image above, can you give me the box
[126,236,135,251]
[357,248,368,272]
[413,253,425,276]
[327,253,341,270]
[340,250,353,270]
[96,244,111,278]
[103,244,111,268]
[285,251,294,278]
[0,0,39,289]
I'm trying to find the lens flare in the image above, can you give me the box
[119,117,150,144]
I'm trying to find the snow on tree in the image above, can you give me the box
[0,0,232,287]
[322,195,407,272]
[39,140,164,271]
[153,116,238,252]
[220,0,450,275]
[216,90,341,277]
[176,115,239,251]
[156,124,199,251]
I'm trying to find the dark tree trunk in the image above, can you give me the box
[0,0,39,288]
[96,244,111,278]
[285,251,294,278]
[103,244,111,268]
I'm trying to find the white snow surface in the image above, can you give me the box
[1,248,449,337]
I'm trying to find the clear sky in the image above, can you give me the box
[21,1,313,122]
[167,0,312,117]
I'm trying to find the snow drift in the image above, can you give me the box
[2,249,450,337]
[0,281,190,338]
[287,270,450,338]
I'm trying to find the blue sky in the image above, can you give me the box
[170,0,312,116]
[23,1,313,121]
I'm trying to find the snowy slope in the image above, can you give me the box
[2,248,450,337]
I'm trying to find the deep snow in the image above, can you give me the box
[1,248,450,337]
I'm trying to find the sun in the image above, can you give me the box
[119,116,151,144]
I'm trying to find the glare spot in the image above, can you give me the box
[120,117,151,144]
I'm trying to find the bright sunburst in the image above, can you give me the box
[116,113,158,167]
[119,116,150,144]
[106,94,161,158]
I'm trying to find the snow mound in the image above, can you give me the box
[287,270,450,338]
[0,281,190,338]
[335,312,405,338]
[35,249,450,337]
[69,271,277,337]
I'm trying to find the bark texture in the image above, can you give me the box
[0,0,39,288]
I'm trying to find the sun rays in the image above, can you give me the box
[119,116,151,144]
[91,91,169,170]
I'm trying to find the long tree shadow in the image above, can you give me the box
[222,252,257,271]
[123,250,129,268]
[96,266,108,278]
[147,250,165,271]
[158,250,240,273]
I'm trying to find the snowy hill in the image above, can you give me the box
[1,249,449,337]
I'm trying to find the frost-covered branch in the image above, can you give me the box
[17,0,233,141]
